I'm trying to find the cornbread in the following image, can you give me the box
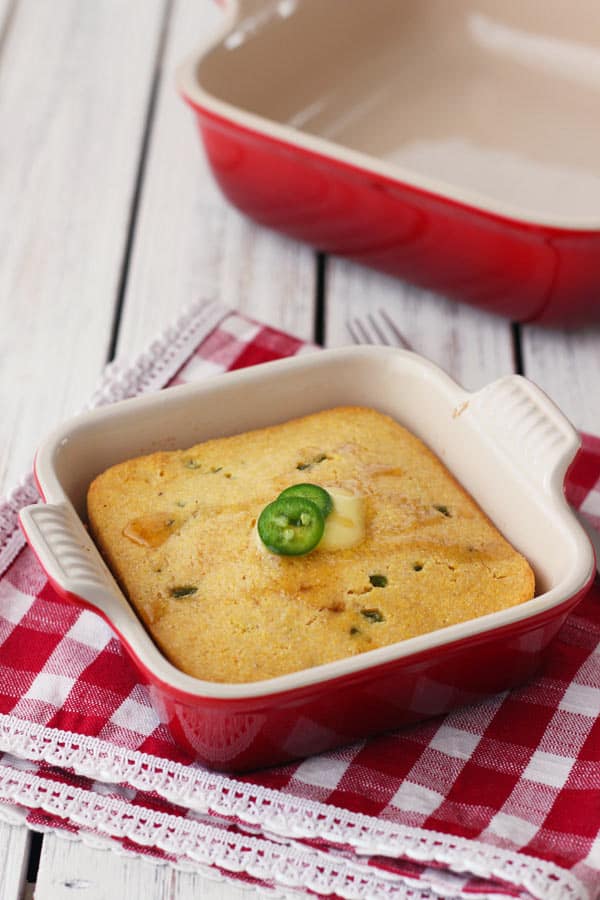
[87,407,535,683]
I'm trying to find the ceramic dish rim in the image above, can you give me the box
[22,346,596,702]
[176,0,600,233]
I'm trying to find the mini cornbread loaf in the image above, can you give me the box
[87,407,535,683]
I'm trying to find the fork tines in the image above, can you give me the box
[347,308,412,350]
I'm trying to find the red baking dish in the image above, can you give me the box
[178,0,600,326]
[19,348,596,771]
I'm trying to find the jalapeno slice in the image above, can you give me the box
[277,483,333,518]
[258,496,325,555]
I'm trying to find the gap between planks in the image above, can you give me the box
[0,821,30,900]
[106,0,175,363]
[0,0,169,494]
[34,833,259,900]
[112,0,317,362]
[0,0,17,62]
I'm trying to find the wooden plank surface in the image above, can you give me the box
[20,1,315,896]
[325,261,516,386]
[0,0,166,495]
[0,0,16,45]
[0,820,30,900]
[35,835,254,900]
[1,0,599,897]
[115,0,317,362]
[520,324,600,433]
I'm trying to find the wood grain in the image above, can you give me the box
[7,1,312,895]
[0,0,167,495]
[115,0,317,361]
[1,0,600,897]
[325,261,515,388]
[0,821,30,900]
[35,834,256,900]
[521,324,600,433]
[0,0,16,50]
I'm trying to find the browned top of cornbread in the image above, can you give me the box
[87,407,535,683]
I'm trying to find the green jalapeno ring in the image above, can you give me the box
[277,483,333,518]
[258,495,325,556]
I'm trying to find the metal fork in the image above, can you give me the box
[346,308,412,350]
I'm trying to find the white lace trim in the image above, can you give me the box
[0,301,590,900]
[0,299,229,576]
[0,811,300,900]
[0,717,585,900]
[0,762,481,900]
[86,298,228,408]
[0,474,40,574]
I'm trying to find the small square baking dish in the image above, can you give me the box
[178,0,600,326]
[20,348,595,771]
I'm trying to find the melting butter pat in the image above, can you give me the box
[319,488,365,551]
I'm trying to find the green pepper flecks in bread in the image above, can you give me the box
[87,407,535,684]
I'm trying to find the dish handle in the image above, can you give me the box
[467,374,580,496]
[19,502,118,604]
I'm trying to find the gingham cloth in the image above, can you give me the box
[1,300,599,900]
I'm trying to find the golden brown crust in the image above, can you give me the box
[87,407,535,683]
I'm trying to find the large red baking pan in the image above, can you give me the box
[178,0,600,326]
[19,348,596,771]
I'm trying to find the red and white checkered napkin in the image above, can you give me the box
[1,301,600,900]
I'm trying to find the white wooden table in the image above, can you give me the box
[1,2,599,897]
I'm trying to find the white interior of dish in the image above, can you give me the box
[184,0,600,226]
[27,347,595,699]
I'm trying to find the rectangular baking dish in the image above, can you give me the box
[178,0,600,326]
[20,348,595,771]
